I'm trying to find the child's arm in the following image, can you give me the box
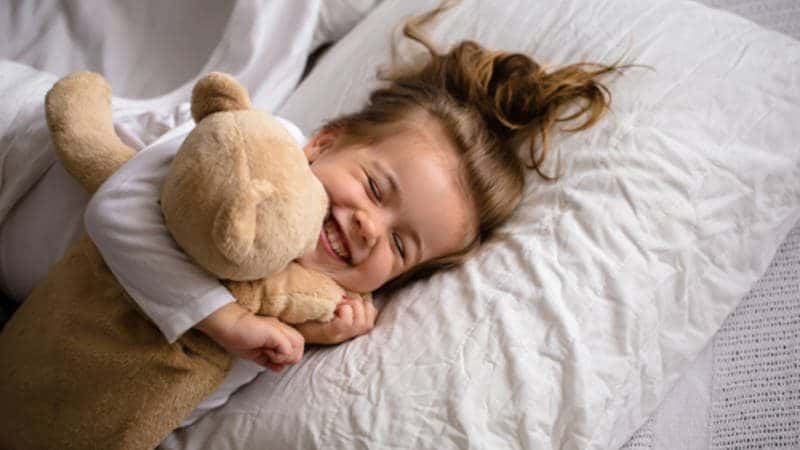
[196,303,304,371]
[84,126,303,367]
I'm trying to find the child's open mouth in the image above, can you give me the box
[322,215,352,264]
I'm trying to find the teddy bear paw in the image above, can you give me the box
[45,71,113,134]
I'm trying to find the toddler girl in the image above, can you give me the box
[0,8,624,426]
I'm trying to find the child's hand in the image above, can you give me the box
[223,313,305,371]
[294,296,377,345]
[196,303,305,372]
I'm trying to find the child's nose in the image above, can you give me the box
[353,209,378,248]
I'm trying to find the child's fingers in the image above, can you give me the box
[273,323,305,362]
[269,332,294,358]
[264,348,293,365]
[255,351,285,371]
[265,362,285,372]
[264,348,281,361]
[350,298,367,329]
[267,333,303,364]
[281,324,305,350]
[284,337,304,364]
[335,303,354,324]
[351,297,376,334]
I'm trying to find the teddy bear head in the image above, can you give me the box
[160,73,328,281]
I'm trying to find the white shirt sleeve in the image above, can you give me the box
[84,122,234,343]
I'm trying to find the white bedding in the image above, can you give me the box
[2,0,799,449]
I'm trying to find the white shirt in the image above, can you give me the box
[84,117,307,344]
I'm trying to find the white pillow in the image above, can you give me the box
[166,0,800,448]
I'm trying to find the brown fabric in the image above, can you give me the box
[0,237,233,450]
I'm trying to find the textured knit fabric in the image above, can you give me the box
[702,0,800,40]
[709,223,800,449]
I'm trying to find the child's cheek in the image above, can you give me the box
[356,254,395,292]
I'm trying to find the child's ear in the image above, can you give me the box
[304,127,340,163]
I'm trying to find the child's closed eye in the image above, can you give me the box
[367,175,381,201]
[365,173,405,260]
[393,233,405,259]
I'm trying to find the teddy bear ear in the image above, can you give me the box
[190,72,252,123]
[211,179,276,267]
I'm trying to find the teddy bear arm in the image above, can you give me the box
[45,71,137,194]
[221,280,262,315]
[223,276,336,324]
[267,291,339,324]
[232,264,343,324]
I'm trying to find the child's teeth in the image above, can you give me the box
[325,219,350,261]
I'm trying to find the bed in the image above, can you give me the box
[1,0,798,449]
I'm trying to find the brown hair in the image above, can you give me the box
[323,3,627,293]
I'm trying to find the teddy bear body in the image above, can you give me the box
[0,236,227,450]
[0,72,359,450]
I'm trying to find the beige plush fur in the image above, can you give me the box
[0,72,365,450]
[162,73,328,281]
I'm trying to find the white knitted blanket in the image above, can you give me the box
[624,219,800,448]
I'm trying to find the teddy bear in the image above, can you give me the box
[0,71,365,450]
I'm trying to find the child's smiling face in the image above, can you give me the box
[295,115,478,293]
